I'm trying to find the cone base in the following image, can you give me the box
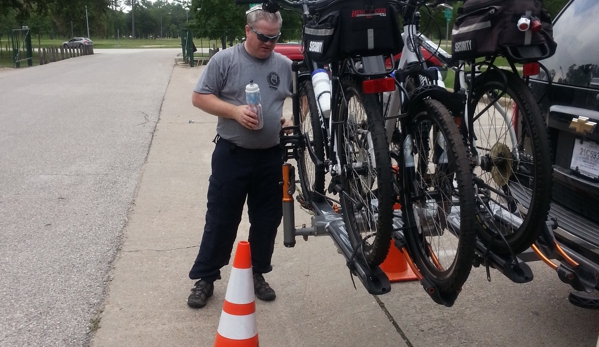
[214,333,259,347]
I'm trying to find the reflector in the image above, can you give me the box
[362,77,395,94]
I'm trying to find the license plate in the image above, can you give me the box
[570,139,599,179]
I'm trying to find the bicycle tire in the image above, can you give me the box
[400,98,477,293]
[469,69,552,255]
[296,79,326,205]
[337,76,394,267]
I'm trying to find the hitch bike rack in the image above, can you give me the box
[281,159,541,304]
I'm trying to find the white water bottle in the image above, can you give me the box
[245,80,263,130]
[311,69,331,118]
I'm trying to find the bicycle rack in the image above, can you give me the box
[282,163,391,296]
[280,134,597,306]
[282,159,537,302]
[530,220,599,309]
[472,240,534,284]
[390,210,532,306]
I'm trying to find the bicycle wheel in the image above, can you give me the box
[337,76,394,267]
[469,69,552,255]
[296,79,326,205]
[400,98,477,293]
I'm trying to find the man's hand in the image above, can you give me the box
[281,117,293,127]
[235,105,260,130]
[192,93,259,130]
[281,117,293,134]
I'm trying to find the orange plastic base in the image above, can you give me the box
[380,240,418,282]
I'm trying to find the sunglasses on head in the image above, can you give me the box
[250,26,280,43]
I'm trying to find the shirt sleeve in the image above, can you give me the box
[193,52,226,96]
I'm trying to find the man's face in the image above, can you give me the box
[244,19,280,59]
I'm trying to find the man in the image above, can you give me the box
[187,5,292,309]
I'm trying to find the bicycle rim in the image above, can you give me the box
[401,99,476,293]
[338,77,394,267]
[297,79,326,205]
[470,69,552,255]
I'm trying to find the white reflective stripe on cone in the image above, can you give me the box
[217,311,258,340]
[225,268,254,304]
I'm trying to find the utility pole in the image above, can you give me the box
[131,0,135,40]
[113,0,117,39]
[85,5,90,38]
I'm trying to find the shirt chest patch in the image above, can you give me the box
[267,72,280,91]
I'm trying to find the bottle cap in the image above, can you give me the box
[245,80,260,93]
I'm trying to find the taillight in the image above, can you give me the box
[362,77,395,94]
[523,62,540,76]
[531,19,542,32]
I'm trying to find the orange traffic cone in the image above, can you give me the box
[380,203,418,282]
[380,240,418,282]
[214,241,259,347]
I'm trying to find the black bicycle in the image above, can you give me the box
[382,0,477,300]
[258,0,402,268]
[402,0,554,256]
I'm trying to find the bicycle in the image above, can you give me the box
[382,0,477,301]
[396,0,554,257]
[258,0,402,269]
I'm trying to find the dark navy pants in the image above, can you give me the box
[189,138,283,282]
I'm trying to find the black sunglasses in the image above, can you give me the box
[249,27,280,43]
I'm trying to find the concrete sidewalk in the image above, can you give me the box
[91,64,599,347]
[90,64,406,347]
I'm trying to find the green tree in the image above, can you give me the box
[544,0,570,18]
[190,0,302,45]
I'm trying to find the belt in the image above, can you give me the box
[213,134,280,152]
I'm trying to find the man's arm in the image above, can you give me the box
[192,92,259,130]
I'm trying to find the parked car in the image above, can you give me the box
[273,42,303,61]
[529,0,599,306]
[62,37,93,49]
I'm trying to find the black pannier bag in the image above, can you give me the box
[304,0,403,64]
[304,11,340,63]
[451,0,557,62]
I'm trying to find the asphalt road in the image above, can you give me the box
[0,48,178,346]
